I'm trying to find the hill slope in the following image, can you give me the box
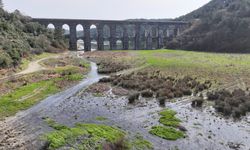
[170,0,250,53]
[0,8,68,69]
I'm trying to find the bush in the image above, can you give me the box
[141,90,153,98]
[158,97,166,106]
[0,8,68,69]
[0,51,13,68]
[128,93,140,104]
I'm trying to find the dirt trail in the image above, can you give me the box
[16,55,58,75]
[0,53,63,82]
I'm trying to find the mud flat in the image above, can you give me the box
[0,50,250,150]
[0,62,104,149]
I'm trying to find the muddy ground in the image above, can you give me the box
[0,51,250,150]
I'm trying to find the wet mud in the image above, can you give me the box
[0,62,249,150]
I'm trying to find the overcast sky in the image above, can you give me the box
[4,0,211,20]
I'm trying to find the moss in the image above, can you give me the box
[95,116,107,121]
[130,135,153,150]
[65,73,84,81]
[149,109,185,141]
[43,119,125,150]
[159,109,181,127]
[43,119,153,150]
[149,126,185,141]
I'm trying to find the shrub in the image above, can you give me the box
[141,90,153,98]
[0,51,13,68]
[128,93,140,104]
[158,97,166,106]
[191,98,204,107]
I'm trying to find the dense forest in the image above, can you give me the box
[168,0,250,53]
[0,8,68,69]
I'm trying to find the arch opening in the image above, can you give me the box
[104,40,110,50]
[47,23,55,32]
[76,24,84,39]
[62,24,70,36]
[151,26,158,49]
[91,39,97,51]
[128,25,136,38]
[116,40,123,50]
[116,25,123,39]
[90,25,98,51]
[77,39,84,51]
[61,24,70,49]
[103,25,110,50]
[129,38,135,50]
[140,26,147,49]
[103,25,110,39]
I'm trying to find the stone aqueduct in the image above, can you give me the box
[33,18,189,51]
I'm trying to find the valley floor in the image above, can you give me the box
[0,50,250,150]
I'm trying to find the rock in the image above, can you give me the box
[177,125,187,132]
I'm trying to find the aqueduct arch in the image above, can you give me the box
[33,18,189,51]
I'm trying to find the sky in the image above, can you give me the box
[3,0,211,20]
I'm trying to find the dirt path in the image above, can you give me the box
[16,56,57,75]
[0,54,62,82]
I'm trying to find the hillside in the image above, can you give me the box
[169,0,250,53]
[0,8,68,69]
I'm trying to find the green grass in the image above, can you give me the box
[95,116,108,121]
[133,49,250,71]
[149,109,185,141]
[0,80,59,119]
[113,49,250,87]
[129,135,153,150]
[159,109,181,127]
[44,118,153,150]
[0,70,84,119]
[43,118,126,150]
[149,126,184,141]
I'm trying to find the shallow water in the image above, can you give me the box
[1,62,250,150]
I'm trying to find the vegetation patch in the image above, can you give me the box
[0,80,58,118]
[129,134,153,150]
[159,109,181,127]
[0,8,68,70]
[149,109,185,141]
[95,116,107,121]
[0,56,89,119]
[207,89,250,118]
[100,72,211,105]
[43,118,152,150]
[85,83,110,97]
[149,126,185,141]
[84,51,137,74]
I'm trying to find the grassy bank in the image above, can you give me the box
[110,49,250,87]
[133,50,250,72]
[0,54,89,119]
